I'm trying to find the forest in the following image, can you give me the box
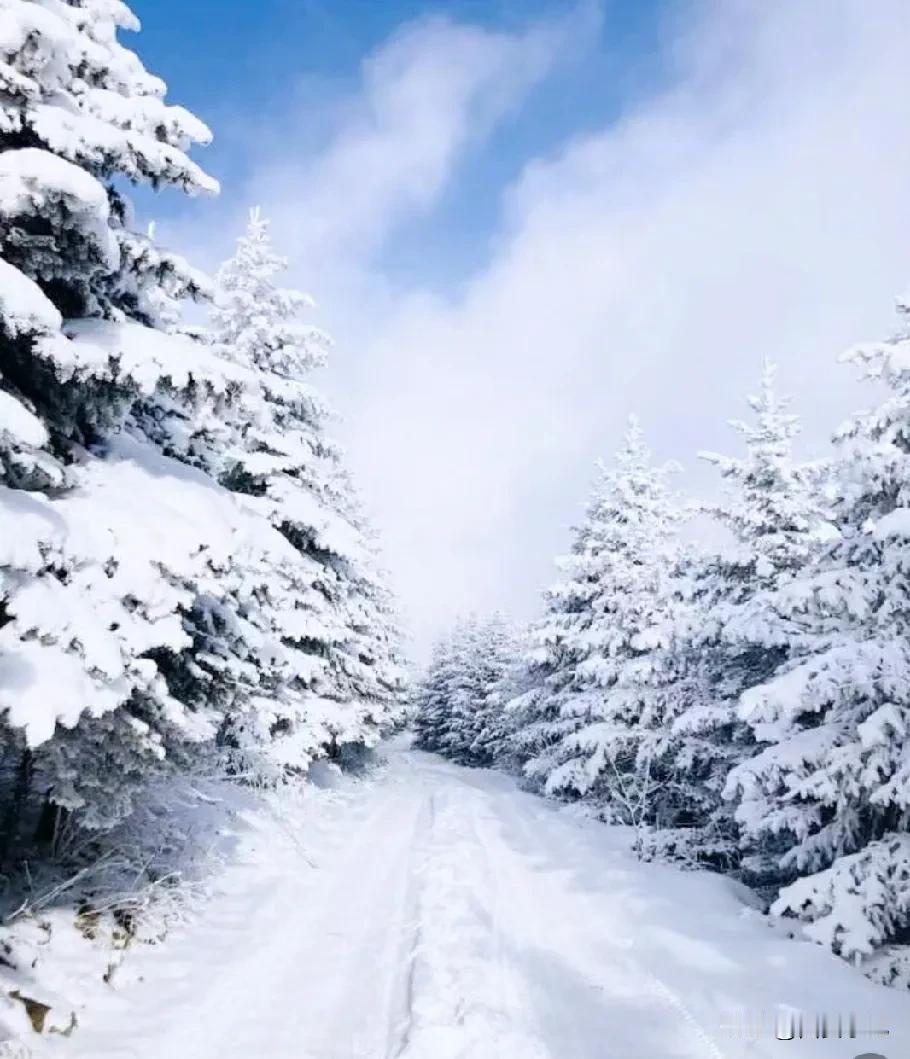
[0,0,908,1055]
[413,351,910,989]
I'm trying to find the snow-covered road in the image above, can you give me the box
[56,739,910,1058]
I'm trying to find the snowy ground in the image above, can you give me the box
[20,736,910,1059]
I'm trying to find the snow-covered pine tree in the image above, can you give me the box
[726,312,910,976]
[0,0,216,433]
[698,361,829,678]
[511,419,683,825]
[507,639,575,794]
[441,616,514,766]
[412,633,458,753]
[412,615,515,766]
[319,473,407,762]
[664,363,830,869]
[634,543,744,865]
[490,626,541,774]
[0,0,224,840]
[430,620,484,763]
[466,615,519,767]
[162,209,405,772]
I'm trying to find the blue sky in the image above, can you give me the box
[125,1,910,653]
[131,0,671,285]
[131,0,669,139]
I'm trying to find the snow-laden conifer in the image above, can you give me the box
[663,364,830,867]
[413,616,515,766]
[727,306,910,972]
[412,633,458,754]
[511,419,683,820]
[0,0,223,834]
[171,209,405,770]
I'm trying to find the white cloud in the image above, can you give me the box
[198,0,910,657]
[246,10,592,279]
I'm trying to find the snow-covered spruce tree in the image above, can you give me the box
[726,308,910,978]
[491,626,542,774]
[698,362,829,689]
[0,0,224,844]
[466,616,519,767]
[140,209,405,773]
[511,419,685,827]
[664,363,830,869]
[437,615,514,766]
[412,616,515,766]
[507,632,577,794]
[322,474,407,762]
[431,619,476,763]
[625,542,747,867]
[412,632,459,753]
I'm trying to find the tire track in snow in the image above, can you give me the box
[386,791,436,1059]
[292,784,429,1059]
[61,744,841,1059]
[642,971,727,1059]
[473,784,729,1059]
[391,780,552,1058]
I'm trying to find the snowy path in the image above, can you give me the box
[53,739,909,1059]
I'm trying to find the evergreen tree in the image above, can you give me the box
[511,419,683,822]
[412,633,458,754]
[466,616,519,767]
[0,0,216,434]
[412,615,515,766]
[727,311,910,971]
[0,0,222,836]
[644,546,744,864]
[433,620,489,764]
[146,209,406,772]
[666,363,830,868]
[698,361,829,693]
[437,616,513,765]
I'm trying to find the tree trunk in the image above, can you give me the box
[34,790,67,851]
[0,747,33,869]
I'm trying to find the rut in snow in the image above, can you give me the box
[55,739,910,1059]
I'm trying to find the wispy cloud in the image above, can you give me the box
[245,8,595,276]
[185,0,910,655]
